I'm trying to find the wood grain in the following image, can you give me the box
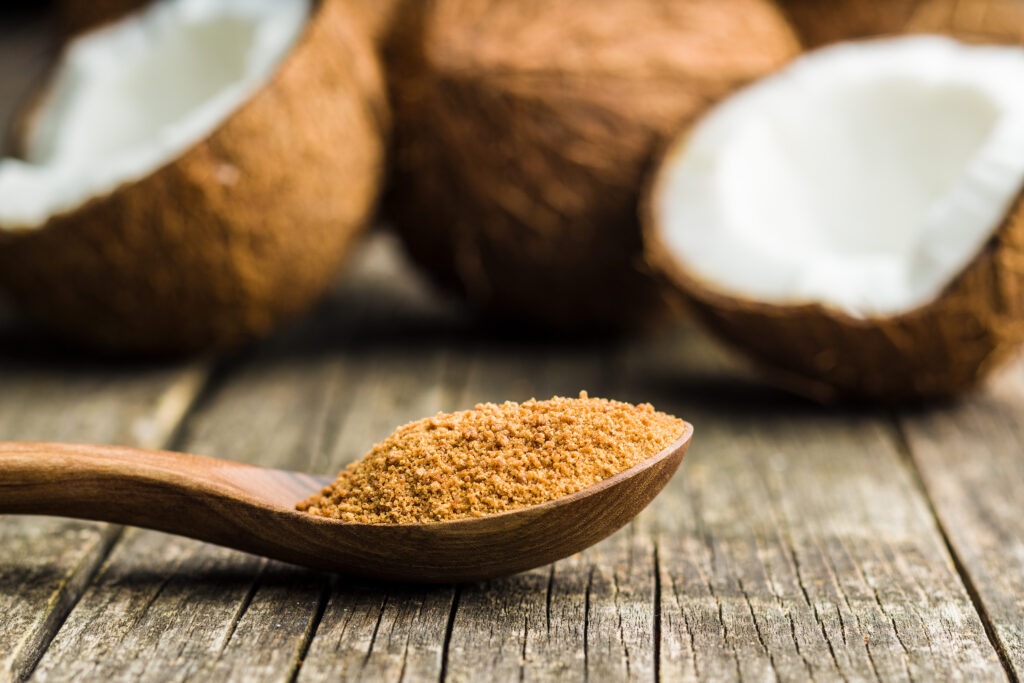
[13,233,1013,681]
[0,329,208,681]
[900,364,1024,677]
[26,240,462,681]
[617,331,1008,681]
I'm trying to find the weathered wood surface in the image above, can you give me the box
[900,367,1024,678]
[2,6,1024,682]
[3,235,1011,682]
[25,240,465,682]
[0,312,209,682]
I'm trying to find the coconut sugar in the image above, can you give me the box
[297,392,687,524]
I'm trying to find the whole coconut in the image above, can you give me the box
[0,0,389,354]
[777,0,1024,48]
[385,0,800,329]
[55,0,401,44]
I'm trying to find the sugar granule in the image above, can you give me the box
[296,392,687,524]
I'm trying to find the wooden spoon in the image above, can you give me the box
[0,427,692,583]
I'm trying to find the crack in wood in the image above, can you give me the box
[216,559,267,658]
[545,564,555,635]
[583,567,593,682]
[786,529,845,679]
[653,543,661,683]
[673,573,700,679]
[612,565,632,679]
[438,586,460,683]
[519,615,528,683]
[892,417,1020,683]
[737,579,773,667]
[287,577,330,683]
[816,522,886,682]
[10,524,125,682]
[785,608,817,681]
[362,594,389,670]
[719,591,742,680]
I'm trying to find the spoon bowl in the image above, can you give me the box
[0,426,692,582]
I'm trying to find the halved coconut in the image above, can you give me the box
[384,0,800,329]
[777,0,1024,48]
[646,36,1024,402]
[0,0,388,353]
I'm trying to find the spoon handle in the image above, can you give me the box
[0,441,301,530]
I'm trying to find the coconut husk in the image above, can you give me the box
[0,0,389,354]
[384,0,800,329]
[644,183,1024,403]
[777,0,1024,48]
[55,0,399,44]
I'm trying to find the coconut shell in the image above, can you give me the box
[0,0,389,354]
[644,180,1024,404]
[384,0,800,329]
[55,0,399,45]
[349,0,402,45]
[777,0,1024,48]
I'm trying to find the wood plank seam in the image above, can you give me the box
[892,418,1019,683]
[8,363,214,681]
[521,614,529,679]
[612,564,631,678]
[584,566,593,676]
[545,563,555,634]
[8,525,123,681]
[362,594,389,671]
[438,584,462,682]
[216,558,268,658]
[287,578,331,683]
[653,543,661,683]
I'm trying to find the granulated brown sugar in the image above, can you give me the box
[297,392,687,524]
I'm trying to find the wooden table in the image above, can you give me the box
[3,9,1024,682]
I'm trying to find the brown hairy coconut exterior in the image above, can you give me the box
[385,0,800,329]
[777,0,1024,48]
[350,0,402,44]
[0,0,389,354]
[56,0,399,44]
[644,186,1024,404]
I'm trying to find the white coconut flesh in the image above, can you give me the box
[656,36,1024,317]
[0,0,309,230]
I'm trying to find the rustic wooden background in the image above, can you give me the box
[2,8,1024,682]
